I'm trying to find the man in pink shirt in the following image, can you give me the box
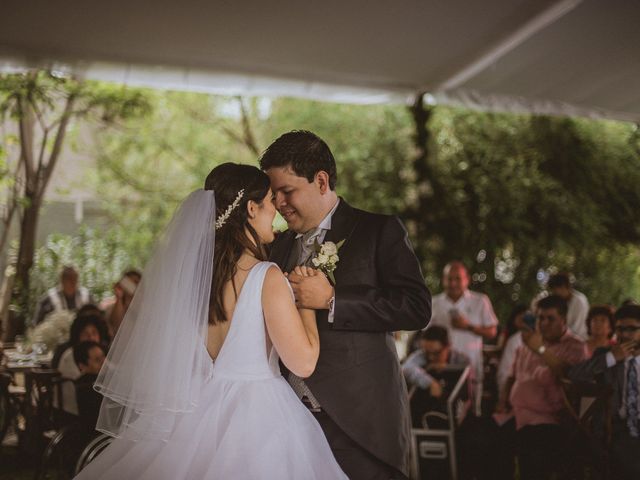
[501,294,587,480]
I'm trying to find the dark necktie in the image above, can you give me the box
[627,357,638,438]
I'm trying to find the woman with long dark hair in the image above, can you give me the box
[75,163,346,479]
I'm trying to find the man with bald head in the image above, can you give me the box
[428,261,498,413]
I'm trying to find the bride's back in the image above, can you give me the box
[206,261,286,382]
[206,258,320,381]
[206,259,261,360]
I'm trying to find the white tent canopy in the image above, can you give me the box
[1,0,639,121]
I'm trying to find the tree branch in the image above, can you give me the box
[0,198,17,255]
[47,106,92,130]
[237,97,261,156]
[220,124,247,147]
[37,128,50,173]
[17,96,36,187]
[99,152,182,201]
[40,92,76,195]
[28,95,48,133]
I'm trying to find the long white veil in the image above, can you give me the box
[94,189,216,440]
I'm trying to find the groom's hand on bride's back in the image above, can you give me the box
[288,268,334,310]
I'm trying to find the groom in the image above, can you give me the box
[261,131,431,480]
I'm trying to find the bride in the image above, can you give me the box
[75,163,347,479]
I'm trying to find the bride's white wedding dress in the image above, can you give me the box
[76,262,347,479]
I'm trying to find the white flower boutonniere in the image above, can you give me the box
[312,239,345,284]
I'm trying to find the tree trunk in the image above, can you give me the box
[0,199,17,256]
[0,202,17,340]
[11,192,43,325]
[407,94,434,261]
[8,90,76,335]
[0,272,15,341]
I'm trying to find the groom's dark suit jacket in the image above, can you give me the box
[270,199,431,477]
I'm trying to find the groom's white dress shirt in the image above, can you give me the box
[289,199,340,410]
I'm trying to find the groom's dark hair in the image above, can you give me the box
[259,130,337,190]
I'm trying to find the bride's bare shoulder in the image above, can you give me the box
[262,264,292,299]
[263,263,285,286]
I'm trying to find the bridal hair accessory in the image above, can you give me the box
[215,189,245,230]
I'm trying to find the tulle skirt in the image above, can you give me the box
[75,375,347,479]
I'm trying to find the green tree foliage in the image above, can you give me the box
[265,98,416,214]
[91,92,265,262]
[0,71,150,337]
[29,227,133,307]
[83,92,640,323]
[421,108,640,318]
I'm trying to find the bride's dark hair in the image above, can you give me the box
[204,163,271,324]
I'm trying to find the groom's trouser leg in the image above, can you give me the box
[313,410,404,480]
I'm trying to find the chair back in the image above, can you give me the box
[25,368,76,433]
[0,372,12,443]
[27,369,62,427]
[74,433,113,474]
[561,378,613,438]
[560,378,613,478]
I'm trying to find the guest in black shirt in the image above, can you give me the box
[73,341,106,430]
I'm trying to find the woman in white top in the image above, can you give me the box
[496,305,528,394]
[55,313,108,415]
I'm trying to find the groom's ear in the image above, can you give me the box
[315,171,331,194]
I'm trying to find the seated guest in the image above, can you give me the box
[51,304,106,368]
[73,341,106,430]
[56,314,109,415]
[403,326,470,396]
[76,303,107,325]
[404,326,470,428]
[569,304,640,479]
[101,269,142,338]
[501,295,587,480]
[496,304,527,350]
[496,305,528,393]
[430,262,498,414]
[585,305,616,357]
[531,272,589,340]
[31,266,94,327]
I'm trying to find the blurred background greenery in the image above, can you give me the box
[1,72,640,329]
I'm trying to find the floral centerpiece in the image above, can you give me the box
[29,309,75,351]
